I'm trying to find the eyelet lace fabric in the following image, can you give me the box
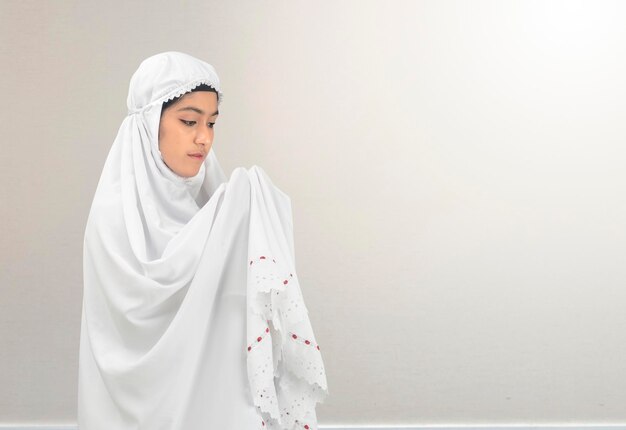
[246,172,329,430]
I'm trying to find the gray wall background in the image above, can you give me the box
[1,0,625,425]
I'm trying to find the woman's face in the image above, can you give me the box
[158,91,219,178]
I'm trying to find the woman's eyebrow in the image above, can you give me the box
[176,106,219,116]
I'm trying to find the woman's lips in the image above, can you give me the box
[188,154,204,160]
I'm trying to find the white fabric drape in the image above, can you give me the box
[78,51,328,430]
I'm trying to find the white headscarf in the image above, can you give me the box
[78,51,328,430]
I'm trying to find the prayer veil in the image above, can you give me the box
[78,51,328,430]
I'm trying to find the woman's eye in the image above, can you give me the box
[181,120,215,128]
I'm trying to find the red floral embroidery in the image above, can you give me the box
[294,419,311,429]
[247,329,321,354]
[250,255,278,265]
[285,331,319,350]
[247,326,271,352]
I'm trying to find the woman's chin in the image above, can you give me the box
[182,167,202,178]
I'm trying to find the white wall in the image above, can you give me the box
[1,0,625,425]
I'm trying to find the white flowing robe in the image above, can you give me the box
[79,164,327,429]
[78,51,327,430]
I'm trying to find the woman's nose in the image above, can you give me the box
[196,127,212,144]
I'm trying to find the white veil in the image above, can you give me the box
[78,51,328,430]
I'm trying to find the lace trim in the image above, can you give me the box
[247,254,329,430]
[127,77,224,115]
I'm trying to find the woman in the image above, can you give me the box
[78,51,328,430]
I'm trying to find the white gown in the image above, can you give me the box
[79,168,267,429]
[77,51,328,430]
